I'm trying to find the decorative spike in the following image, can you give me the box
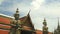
[29,9,31,13]
[58,17,59,25]
[28,9,31,14]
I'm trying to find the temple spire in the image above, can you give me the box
[57,17,60,30]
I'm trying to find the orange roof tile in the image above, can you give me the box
[0,17,10,24]
[36,30,52,34]
[0,30,9,34]
[0,24,11,28]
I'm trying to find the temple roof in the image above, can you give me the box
[20,13,34,30]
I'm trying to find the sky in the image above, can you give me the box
[0,0,60,32]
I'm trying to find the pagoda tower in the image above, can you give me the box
[54,18,60,34]
[43,18,48,34]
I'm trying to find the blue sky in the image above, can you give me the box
[0,0,60,32]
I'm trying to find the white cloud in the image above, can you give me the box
[31,0,45,10]
[41,2,60,17]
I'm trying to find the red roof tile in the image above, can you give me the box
[35,30,52,34]
[0,17,10,24]
[0,24,11,28]
[0,30,9,34]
